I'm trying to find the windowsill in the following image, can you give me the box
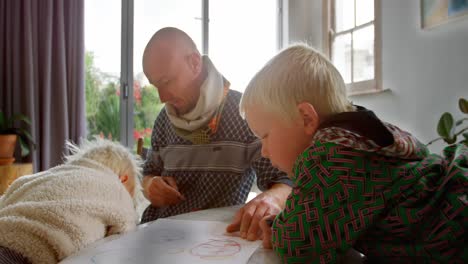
[348,87,391,97]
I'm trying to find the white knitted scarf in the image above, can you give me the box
[166,56,224,131]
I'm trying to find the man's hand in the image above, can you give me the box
[142,175,185,208]
[226,183,291,241]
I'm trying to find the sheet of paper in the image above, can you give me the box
[61,219,261,264]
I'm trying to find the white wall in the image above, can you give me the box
[288,0,468,153]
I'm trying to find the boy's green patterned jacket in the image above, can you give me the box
[272,107,467,264]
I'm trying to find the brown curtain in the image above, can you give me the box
[0,0,86,171]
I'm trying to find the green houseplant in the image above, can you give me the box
[0,110,36,164]
[427,98,468,146]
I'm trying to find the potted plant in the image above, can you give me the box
[427,98,468,146]
[0,110,36,165]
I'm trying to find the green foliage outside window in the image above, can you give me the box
[85,51,163,146]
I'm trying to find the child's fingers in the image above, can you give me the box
[259,215,275,249]
[246,205,268,241]
[262,234,272,249]
[239,205,256,239]
[226,207,243,233]
[259,214,276,228]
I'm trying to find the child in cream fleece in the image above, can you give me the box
[0,138,143,264]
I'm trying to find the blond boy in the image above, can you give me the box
[240,44,467,263]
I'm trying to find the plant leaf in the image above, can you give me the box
[444,135,457,144]
[437,112,454,138]
[459,98,468,114]
[18,137,30,157]
[17,128,36,149]
[463,132,468,140]
[8,114,32,127]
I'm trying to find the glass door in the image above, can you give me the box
[84,0,122,141]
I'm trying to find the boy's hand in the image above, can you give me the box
[226,183,290,241]
[259,215,275,249]
[143,176,185,208]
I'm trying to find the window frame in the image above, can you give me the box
[322,0,382,96]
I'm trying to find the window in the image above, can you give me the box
[323,0,381,95]
[133,0,203,148]
[209,0,279,92]
[84,0,281,148]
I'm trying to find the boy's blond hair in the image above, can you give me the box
[63,138,144,206]
[240,43,354,122]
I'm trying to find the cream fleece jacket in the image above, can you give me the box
[0,162,137,264]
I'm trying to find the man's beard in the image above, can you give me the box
[175,94,199,116]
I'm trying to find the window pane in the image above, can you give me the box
[133,0,202,147]
[353,24,374,82]
[209,0,277,92]
[335,0,355,32]
[85,0,121,141]
[332,33,352,83]
[356,0,374,26]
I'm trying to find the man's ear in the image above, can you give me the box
[187,53,202,74]
[297,102,319,135]
[119,175,129,184]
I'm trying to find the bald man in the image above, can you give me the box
[141,27,293,242]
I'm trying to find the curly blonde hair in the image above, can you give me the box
[64,138,144,207]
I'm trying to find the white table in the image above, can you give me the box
[63,205,365,263]
[63,205,264,264]
[164,205,279,264]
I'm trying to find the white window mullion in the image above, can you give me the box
[277,0,285,50]
[354,0,357,27]
[202,0,209,55]
[374,0,382,91]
